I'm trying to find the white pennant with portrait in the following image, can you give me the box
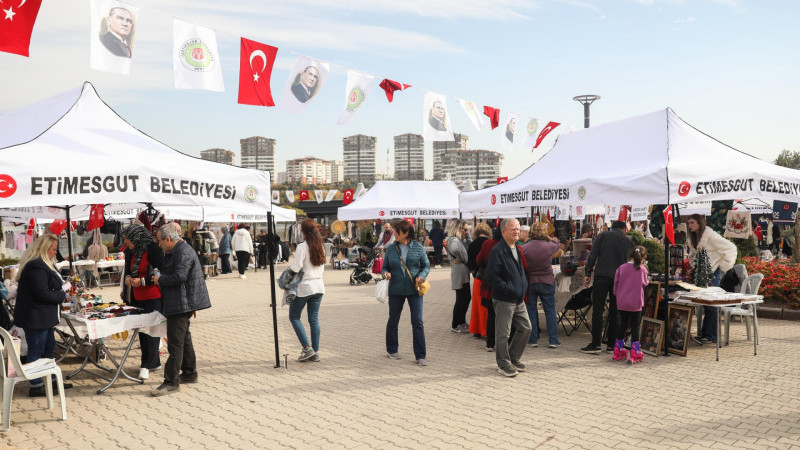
[500,112,519,153]
[280,55,330,114]
[173,19,225,91]
[422,91,454,142]
[336,70,375,125]
[90,0,140,75]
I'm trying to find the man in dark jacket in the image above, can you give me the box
[581,220,633,354]
[485,218,531,377]
[152,224,212,396]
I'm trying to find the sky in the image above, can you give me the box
[1,0,799,181]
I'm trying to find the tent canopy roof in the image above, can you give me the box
[338,181,461,220]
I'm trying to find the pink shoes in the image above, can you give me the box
[629,341,644,364]
[612,339,628,362]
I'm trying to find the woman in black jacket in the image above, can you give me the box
[13,234,72,397]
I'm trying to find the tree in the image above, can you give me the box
[774,149,800,262]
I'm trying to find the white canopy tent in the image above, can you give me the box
[0,82,270,212]
[460,108,800,214]
[337,180,461,221]
[161,205,297,223]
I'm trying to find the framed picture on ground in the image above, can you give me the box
[667,304,694,356]
[640,318,664,357]
[643,281,661,319]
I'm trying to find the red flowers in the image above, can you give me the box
[742,257,800,309]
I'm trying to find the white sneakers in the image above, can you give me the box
[240,274,247,279]
[139,368,149,380]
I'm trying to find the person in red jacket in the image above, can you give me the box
[121,224,164,380]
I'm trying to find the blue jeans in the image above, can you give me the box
[386,294,426,359]
[701,268,723,341]
[289,293,322,351]
[23,327,55,387]
[525,283,559,345]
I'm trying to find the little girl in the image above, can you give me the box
[612,246,649,364]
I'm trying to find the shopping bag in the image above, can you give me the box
[375,279,389,304]
[372,258,383,274]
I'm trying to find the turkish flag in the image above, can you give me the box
[342,189,354,205]
[0,0,42,57]
[26,218,35,237]
[86,204,105,231]
[754,224,763,241]
[496,177,508,185]
[50,219,68,235]
[483,106,500,129]
[238,37,278,106]
[663,205,675,245]
[299,190,310,201]
[618,205,630,222]
[534,121,560,148]
[379,79,411,102]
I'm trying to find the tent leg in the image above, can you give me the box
[267,212,281,368]
[65,205,74,275]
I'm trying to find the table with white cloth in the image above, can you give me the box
[56,310,166,394]
[672,293,763,361]
[56,259,125,288]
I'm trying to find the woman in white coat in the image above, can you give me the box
[231,224,254,279]
[687,214,737,343]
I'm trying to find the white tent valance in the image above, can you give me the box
[337,181,460,221]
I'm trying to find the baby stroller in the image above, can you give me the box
[349,246,376,285]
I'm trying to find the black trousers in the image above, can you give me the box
[136,297,162,370]
[591,275,618,348]
[616,310,642,342]
[485,299,496,348]
[452,282,471,328]
[164,312,196,386]
[433,245,443,265]
[235,251,250,275]
[220,253,232,274]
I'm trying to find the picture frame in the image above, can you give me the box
[643,281,661,319]
[666,304,694,356]
[639,318,664,357]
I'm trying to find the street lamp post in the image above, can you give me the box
[572,94,601,128]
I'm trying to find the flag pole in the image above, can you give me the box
[267,210,280,368]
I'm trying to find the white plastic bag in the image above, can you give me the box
[375,279,389,304]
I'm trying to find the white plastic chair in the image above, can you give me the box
[722,273,764,346]
[0,327,67,432]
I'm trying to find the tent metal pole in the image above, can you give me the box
[662,204,674,357]
[65,205,74,274]
[267,211,280,368]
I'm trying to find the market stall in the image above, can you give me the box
[337,180,461,221]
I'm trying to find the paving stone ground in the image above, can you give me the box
[2,259,800,449]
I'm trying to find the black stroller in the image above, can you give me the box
[349,246,377,285]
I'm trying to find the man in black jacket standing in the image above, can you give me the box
[152,224,212,396]
[485,218,532,377]
[581,221,632,354]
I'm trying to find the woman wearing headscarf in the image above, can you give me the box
[445,219,471,333]
[121,224,164,380]
[218,226,232,274]
[14,234,73,397]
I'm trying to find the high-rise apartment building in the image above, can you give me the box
[451,149,503,185]
[200,148,235,165]
[393,134,425,180]
[342,135,377,183]
[286,157,334,184]
[330,160,345,183]
[432,133,469,180]
[239,136,276,175]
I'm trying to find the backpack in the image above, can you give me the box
[87,229,109,262]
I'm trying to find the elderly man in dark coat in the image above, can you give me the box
[152,224,211,396]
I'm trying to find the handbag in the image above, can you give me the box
[396,243,431,296]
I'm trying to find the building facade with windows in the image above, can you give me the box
[432,133,469,181]
[240,136,276,174]
[286,157,335,184]
[393,134,425,180]
[200,148,235,165]
[342,135,377,183]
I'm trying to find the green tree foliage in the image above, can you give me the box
[774,149,800,170]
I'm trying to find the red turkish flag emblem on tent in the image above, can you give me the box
[86,204,105,231]
[238,37,278,106]
[534,121,560,148]
[0,174,17,198]
[342,189,354,205]
[0,0,43,57]
[491,194,496,205]
[299,190,310,201]
[663,205,675,245]
[379,211,385,216]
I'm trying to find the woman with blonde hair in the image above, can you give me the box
[14,234,73,397]
[521,222,564,348]
[445,219,471,333]
[467,222,492,338]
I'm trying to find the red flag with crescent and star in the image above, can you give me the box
[238,37,278,106]
[342,189,354,205]
[483,106,500,129]
[25,218,35,238]
[663,205,675,245]
[86,204,105,231]
[299,190,310,201]
[0,0,43,57]
[379,79,411,102]
[50,219,67,235]
[534,121,560,149]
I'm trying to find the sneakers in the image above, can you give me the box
[548,342,562,349]
[451,324,469,333]
[435,265,442,269]
[629,342,644,364]
[179,372,198,384]
[612,339,629,362]
[526,342,538,348]
[498,366,518,377]
[139,368,150,380]
[485,346,495,352]
[298,347,317,362]
[150,383,180,397]
[417,358,428,366]
[309,353,320,362]
[239,274,247,279]
[511,361,526,372]
[387,352,401,359]
[580,343,601,354]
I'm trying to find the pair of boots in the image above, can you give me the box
[612,339,643,364]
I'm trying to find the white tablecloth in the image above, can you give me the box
[60,310,167,340]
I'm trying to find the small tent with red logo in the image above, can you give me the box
[337,180,461,221]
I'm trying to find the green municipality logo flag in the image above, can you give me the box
[173,19,224,92]
[337,70,375,126]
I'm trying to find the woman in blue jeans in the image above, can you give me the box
[382,219,431,366]
[521,223,564,348]
[288,219,326,362]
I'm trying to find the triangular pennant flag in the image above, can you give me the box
[314,190,324,204]
[483,106,500,129]
[663,205,675,245]
[285,190,295,202]
[342,189,354,205]
[86,204,105,231]
[0,0,43,57]
[534,121,561,149]
[337,70,375,125]
[90,0,139,75]
[173,19,225,91]
[325,190,338,202]
[379,79,411,102]
[238,37,278,106]
[457,99,484,131]
[299,190,310,201]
